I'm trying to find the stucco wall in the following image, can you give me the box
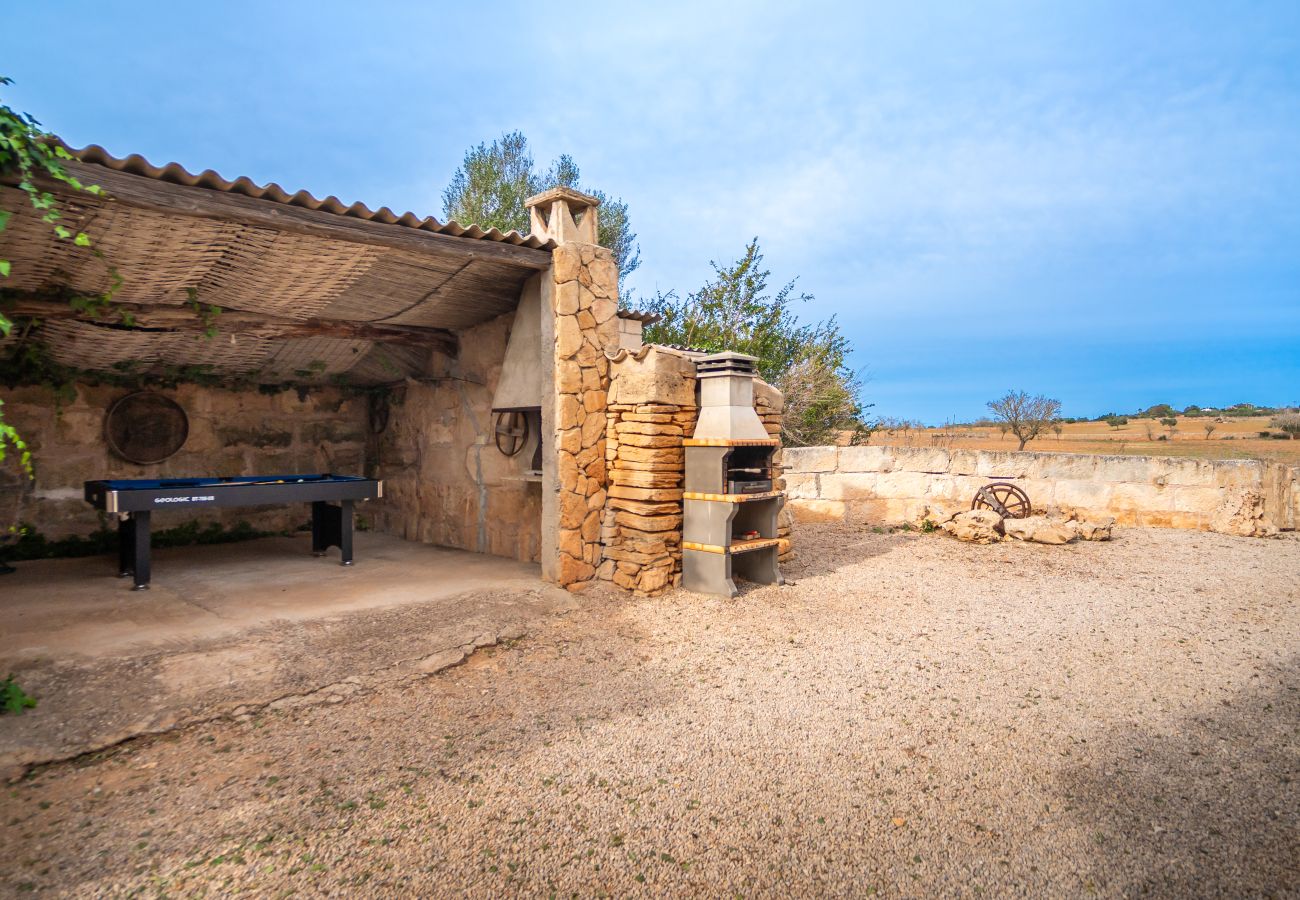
[784,445,1296,535]
[0,382,370,539]
[372,311,543,563]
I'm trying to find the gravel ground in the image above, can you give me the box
[3,525,1297,897]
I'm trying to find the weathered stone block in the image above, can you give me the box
[560,491,587,530]
[556,315,583,358]
[610,469,681,488]
[1168,485,1222,515]
[557,554,595,584]
[555,280,580,315]
[609,485,683,502]
[782,472,820,500]
[974,451,1032,479]
[942,509,1003,543]
[891,447,951,473]
[553,244,582,283]
[1023,453,1099,482]
[615,511,681,532]
[1003,515,1075,544]
[789,499,847,523]
[1092,454,1162,485]
[923,474,988,503]
[834,445,893,473]
[1110,482,1172,512]
[617,432,682,449]
[873,470,934,498]
[616,421,683,436]
[614,446,683,466]
[784,445,838,473]
[818,472,879,500]
[1053,479,1113,511]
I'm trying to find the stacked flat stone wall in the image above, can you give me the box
[546,242,621,584]
[0,382,369,540]
[784,445,1297,536]
[373,311,543,562]
[599,346,697,594]
[599,346,789,595]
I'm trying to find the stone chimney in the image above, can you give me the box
[525,186,601,244]
[524,186,618,588]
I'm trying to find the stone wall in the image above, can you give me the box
[599,346,790,595]
[372,311,543,562]
[600,346,697,594]
[0,382,369,539]
[784,445,1297,537]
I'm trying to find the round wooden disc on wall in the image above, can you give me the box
[104,392,189,465]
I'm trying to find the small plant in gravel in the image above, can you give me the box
[2,674,36,715]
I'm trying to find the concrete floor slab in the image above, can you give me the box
[0,534,577,772]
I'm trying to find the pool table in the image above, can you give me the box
[83,474,383,590]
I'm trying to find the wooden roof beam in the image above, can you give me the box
[2,296,459,356]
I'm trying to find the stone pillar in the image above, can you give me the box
[601,346,700,595]
[527,187,620,586]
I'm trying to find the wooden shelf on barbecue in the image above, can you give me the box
[683,537,781,555]
[682,438,779,447]
[683,490,782,503]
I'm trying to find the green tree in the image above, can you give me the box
[440,131,536,236]
[642,239,865,446]
[441,134,640,291]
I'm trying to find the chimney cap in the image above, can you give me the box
[525,187,602,245]
[524,186,601,211]
[697,351,758,365]
[696,351,759,377]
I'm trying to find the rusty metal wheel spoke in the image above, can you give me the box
[972,482,1032,519]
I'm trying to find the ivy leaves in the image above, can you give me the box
[1,74,111,477]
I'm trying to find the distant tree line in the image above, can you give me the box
[1093,402,1290,420]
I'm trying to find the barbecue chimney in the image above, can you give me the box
[690,352,771,442]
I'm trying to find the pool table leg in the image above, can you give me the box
[311,501,354,565]
[339,500,354,566]
[311,501,331,557]
[117,515,134,578]
[120,511,151,590]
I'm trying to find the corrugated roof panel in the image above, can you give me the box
[71,145,556,251]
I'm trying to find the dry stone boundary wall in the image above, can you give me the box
[784,445,1297,537]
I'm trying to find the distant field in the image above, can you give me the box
[861,416,1300,464]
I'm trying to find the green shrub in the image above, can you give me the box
[2,675,36,715]
[5,520,276,561]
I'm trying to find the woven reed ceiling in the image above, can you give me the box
[0,149,555,385]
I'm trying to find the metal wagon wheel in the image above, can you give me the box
[972,482,1032,519]
[493,410,529,457]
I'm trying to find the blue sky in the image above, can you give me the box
[4,1,1297,422]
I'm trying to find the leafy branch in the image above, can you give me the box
[1,75,118,477]
[185,287,222,339]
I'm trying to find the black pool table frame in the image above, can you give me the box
[83,474,383,590]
